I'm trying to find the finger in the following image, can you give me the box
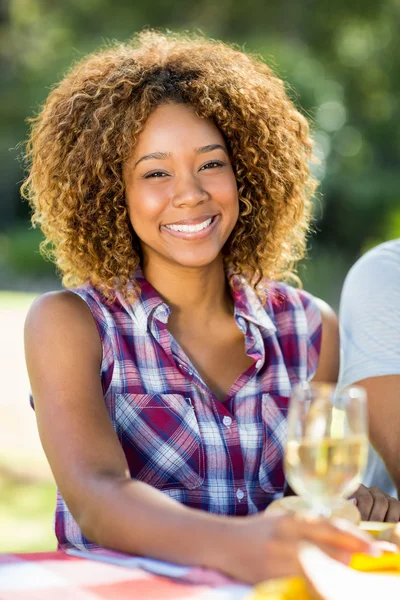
[296,516,377,554]
[354,488,374,521]
[352,483,368,496]
[273,513,380,556]
[384,496,400,523]
[377,541,399,553]
[368,488,390,522]
[316,542,353,566]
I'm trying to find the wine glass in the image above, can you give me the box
[284,382,368,517]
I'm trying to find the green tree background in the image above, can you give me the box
[1,0,399,306]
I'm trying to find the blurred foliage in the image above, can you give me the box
[0,227,54,275]
[0,465,56,552]
[1,0,400,302]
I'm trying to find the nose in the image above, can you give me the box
[171,172,209,208]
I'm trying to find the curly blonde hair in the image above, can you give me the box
[22,30,316,301]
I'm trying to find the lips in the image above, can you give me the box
[164,216,214,233]
[161,214,219,239]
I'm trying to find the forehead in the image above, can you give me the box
[134,102,226,153]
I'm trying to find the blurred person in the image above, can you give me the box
[339,239,400,507]
[22,31,386,583]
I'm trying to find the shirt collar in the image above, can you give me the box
[115,267,170,332]
[229,272,277,333]
[118,267,276,334]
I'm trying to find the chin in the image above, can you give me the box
[169,250,221,269]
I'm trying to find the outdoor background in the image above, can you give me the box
[1,0,399,551]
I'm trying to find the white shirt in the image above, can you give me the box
[338,239,400,498]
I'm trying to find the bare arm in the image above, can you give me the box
[355,375,400,496]
[338,244,400,508]
[313,298,340,383]
[291,298,400,519]
[24,292,227,566]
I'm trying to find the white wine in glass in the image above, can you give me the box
[284,382,368,517]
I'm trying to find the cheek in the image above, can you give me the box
[225,172,239,202]
[224,183,240,233]
[126,187,167,230]
[225,181,239,220]
[208,174,238,207]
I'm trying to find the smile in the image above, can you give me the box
[161,215,219,240]
[164,217,214,233]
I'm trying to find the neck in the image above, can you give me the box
[142,255,233,326]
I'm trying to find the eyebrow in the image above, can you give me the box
[134,151,171,168]
[195,144,228,156]
[134,144,228,168]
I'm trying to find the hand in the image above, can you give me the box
[351,484,400,522]
[218,512,379,584]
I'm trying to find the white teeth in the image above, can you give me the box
[165,217,213,233]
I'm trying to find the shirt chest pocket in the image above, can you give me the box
[116,393,205,490]
[259,394,290,495]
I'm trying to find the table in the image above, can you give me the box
[0,551,251,599]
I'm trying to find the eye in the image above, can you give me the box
[143,171,168,179]
[199,160,226,171]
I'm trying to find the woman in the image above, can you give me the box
[23,30,378,583]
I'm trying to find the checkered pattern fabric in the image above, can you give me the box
[0,551,249,599]
[54,270,321,550]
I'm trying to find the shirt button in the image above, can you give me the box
[188,370,193,376]
[223,416,232,427]
[236,489,245,501]
[255,359,262,369]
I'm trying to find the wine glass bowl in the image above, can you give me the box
[284,382,368,517]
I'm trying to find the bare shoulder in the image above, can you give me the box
[314,297,339,332]
[26,289,92,327]
[313,297,339,383]
[25,290,102,365]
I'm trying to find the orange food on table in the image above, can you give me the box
[250,576,312,600]
[350,552,400,573]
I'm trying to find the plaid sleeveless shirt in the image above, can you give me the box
[54,271,322,549]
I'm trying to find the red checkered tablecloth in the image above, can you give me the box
[0,551,251,599]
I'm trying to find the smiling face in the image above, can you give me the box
[123,102,239,271]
